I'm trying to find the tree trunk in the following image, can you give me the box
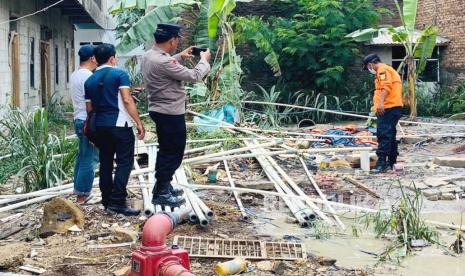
[406,56,417,119]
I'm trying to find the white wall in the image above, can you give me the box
[0,0,75,111]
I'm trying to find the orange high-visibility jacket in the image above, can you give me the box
[373,63,403,110]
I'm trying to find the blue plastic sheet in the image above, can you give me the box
[193,103,240,132]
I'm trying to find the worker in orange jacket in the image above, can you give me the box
[363,54,403,173]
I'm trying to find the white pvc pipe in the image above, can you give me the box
[183,140,281,164]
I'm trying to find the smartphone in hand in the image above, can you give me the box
[192,47,207,56]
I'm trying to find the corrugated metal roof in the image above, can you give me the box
[368,30,450,46]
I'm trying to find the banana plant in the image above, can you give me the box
[113,0,200,54]
[346,0,438,119]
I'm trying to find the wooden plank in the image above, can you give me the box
[344,176,381,199]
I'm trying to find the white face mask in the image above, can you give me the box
[368,68,376,75]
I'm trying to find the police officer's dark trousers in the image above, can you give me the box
[376,107,402,165]
[149,111,186,195]
[96,126,135,207]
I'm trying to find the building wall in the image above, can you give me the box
[0,0,75,110]
[372,0,402,26]
[416,0,465,84]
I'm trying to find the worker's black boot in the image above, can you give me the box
[152,193,186,207]
[371,157,388,173]
[388,155,397,171]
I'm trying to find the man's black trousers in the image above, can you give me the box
[376,107,402,164]
[96,126,135,207]
[150,111,186,195]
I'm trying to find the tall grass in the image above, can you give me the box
[0,108,77,192]
[243,85,372,127]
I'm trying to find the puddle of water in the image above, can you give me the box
[255,212,465,276]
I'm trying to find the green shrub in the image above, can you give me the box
[234,0,380,93]
[0,108,77,191]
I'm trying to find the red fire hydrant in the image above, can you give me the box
[130,208,195,276]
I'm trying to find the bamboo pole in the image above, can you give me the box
[186,149,295,164]
[184,143,222,155]
[222,150,248,220]
[0,193,62,213]
[299,157,345,229]
[187,121,465,139]
[241,100,465,128]
[183,140,281,164]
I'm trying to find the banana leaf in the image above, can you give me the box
[414,26,438,74]
[111,0,198,13]
[208,0,236,38]
[402,0,418,34]
[345,28,380,42]
[193,0,211,48]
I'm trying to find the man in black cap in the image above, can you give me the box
[141,23,211,207]
[70,44,98,204]
[363,54,403,173]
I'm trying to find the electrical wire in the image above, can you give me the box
[0,0,65,25]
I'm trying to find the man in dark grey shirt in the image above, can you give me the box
[141,23,211,207]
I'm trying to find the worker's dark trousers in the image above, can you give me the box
[96,126,135,207]
[150,111,186,195]
[376,107,402,165]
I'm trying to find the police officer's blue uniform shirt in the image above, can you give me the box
[84,65,133,127]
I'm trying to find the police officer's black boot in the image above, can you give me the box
[171,187,184,196]
[371,156,388,173]
[152,181,186,207]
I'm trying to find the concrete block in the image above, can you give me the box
[422,189,440,197]
[423,177,449,187]
[427,195,439,201]
[439,184,463,194]
[433,157,465,168]
[440,193,456,200]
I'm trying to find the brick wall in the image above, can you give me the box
[373,0,402,26]
[416,0,465,79]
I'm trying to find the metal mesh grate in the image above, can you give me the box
[173,236,306,260]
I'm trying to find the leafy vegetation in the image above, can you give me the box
[417,81,465,117]
[235,0,380,93]
[367,182,440,261]
[0,108,77,191]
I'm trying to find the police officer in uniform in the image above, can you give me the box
[141,24,211,207]
[363,54,403,173]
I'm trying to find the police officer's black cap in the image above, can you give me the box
[363,53,381,69]
[155,23,183,38]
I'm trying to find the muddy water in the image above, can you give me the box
[255,212,465,275]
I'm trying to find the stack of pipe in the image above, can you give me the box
[174,167,213,228]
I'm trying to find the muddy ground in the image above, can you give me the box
[1,118,465,275]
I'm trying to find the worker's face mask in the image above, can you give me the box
[367,64,376,75]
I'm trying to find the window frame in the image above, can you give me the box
[29,37,35,88]
[391,46,440,83]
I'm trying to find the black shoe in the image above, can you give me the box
[106,204,141,216]
[171,187,184,196]
[152,193,186,208]
[371,158,388,174]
